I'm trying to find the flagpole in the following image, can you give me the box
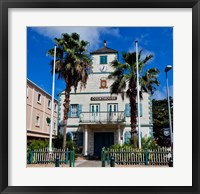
[135,40,141,149]
[49,44,56,153]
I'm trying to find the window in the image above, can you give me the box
[71,104,78,117]
[48,100,51,108]
[36,116,40,126]
[100,56,107,64]
[54,104,57,112]
[37,93,42,103]
[54,122,56,129]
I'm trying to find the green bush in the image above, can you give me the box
[27,139,51,163]
[109,137,159,151]
[141,137,160,150]
[65,140,76,151]
[54,135,76,151]
[110,144,133,150]
[28,139,50,151]
[54,134,63,149]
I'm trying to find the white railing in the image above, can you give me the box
[79,111,125,123]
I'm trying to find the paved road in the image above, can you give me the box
[74,159,169,168]
[75,160,103,167]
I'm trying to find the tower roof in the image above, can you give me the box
[90,40,118,55]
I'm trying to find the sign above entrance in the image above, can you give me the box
[91,96,117,101]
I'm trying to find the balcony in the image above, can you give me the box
[79,111,125,124]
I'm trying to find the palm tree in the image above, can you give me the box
[47,33,92,149]
[108,50,159,147]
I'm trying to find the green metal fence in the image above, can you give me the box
[101,147,171,166]
[28,147,75,167]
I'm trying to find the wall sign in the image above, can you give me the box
[99,78,108,89]
[91,96,117,101]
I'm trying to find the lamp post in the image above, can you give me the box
[135,40,141,149]
[165,65,173,150]
[49,44,56,153]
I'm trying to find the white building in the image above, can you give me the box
[58,41,153,157]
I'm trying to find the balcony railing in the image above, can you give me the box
[79,111,125,124]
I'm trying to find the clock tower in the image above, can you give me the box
[90,40,118,73]
[90,40,118,91]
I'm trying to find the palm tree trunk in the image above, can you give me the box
[129,87,138,148]
[62,86,71,149]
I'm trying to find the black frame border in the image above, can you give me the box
[0,0,199,194]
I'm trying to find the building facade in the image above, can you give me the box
[58,41,153,157]
[27,79,58,142]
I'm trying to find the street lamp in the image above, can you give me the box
[165,65,173,150]
[135,40,141,149]
[49,44,57,153]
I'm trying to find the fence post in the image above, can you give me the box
[168,157,173,167]
[145,150,148,165]
[70,150,73,167]
[107,148,110,165]
[72,147,75,167]
[29,150,33,164]
[101,148,105,167]
[55,155,60,167]
[110,156,115,167]
[65,148,68,164]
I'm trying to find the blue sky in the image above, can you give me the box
[27,27,173,100]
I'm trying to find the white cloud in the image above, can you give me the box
[128,34,155,64]
[128,45,155,66]
[31,27,121,51]
[153,85,173,100]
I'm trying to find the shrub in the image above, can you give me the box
[65,140,76,151]
[28,139,50,151]
[141,137,160,150]
[27,139,51,163]
[109,137,159,151]
[54,134,63,149]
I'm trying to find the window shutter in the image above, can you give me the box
[68,105,71,118]
[124,131,131,144]
[125,103,130,117]
[100,56,107,64]
[100,56,103,64]
[78,104,82,117]
[140,103,143,117]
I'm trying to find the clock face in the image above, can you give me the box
[100,65,107,72]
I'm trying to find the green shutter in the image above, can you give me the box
[125,103,130,117]
[78,104,82,117]
[68,105,71,118]
[100,56,103,64]
[124,131,131,144]
[140,102,142,117]
[100,56,107,64]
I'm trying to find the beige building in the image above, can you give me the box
[58,41,153,157]
[27,79,58,141]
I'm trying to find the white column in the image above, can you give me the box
[84,126,88,156]
[118,125,121,145]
